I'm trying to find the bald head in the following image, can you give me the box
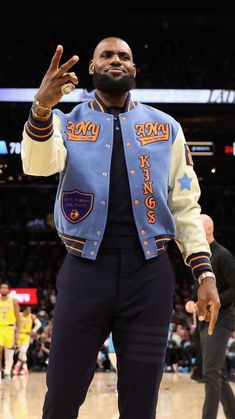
[93,37,133,61]
[200,213,214,244]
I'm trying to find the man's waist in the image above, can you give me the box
[101,236,141,249]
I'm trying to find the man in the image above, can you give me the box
[197,214,235,419]
[21,37,220,419]
[0,281,20,384]
[13,305,42,375]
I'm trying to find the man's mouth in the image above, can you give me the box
[107,68,124,75]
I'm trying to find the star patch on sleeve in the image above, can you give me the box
[177,172,192,190]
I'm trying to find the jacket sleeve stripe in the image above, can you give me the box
[25,111,54,142]
[25,124,54,141]
[187,252,213,278]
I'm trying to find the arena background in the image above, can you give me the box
[0,10,235,311]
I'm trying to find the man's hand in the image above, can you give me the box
[196,277,220,335]
[35,45,79,109]
[185,277,221,335]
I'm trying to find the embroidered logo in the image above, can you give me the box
[65,120,100,142]
[61,190,94,223]
[139,155,156,224]
[135,122,169,146]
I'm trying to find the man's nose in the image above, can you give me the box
[110,54,121,64]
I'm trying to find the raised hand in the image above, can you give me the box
[34,45,79,109]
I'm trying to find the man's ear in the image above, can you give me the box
[133,63,136,78]
[89,60,94,75]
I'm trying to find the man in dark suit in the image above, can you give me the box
[197,214,235,419]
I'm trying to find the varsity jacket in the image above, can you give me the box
[21,93,212,278]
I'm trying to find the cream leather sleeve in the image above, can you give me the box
[168,126,211,263]
[21,114,67,176]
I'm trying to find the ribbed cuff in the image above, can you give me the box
[186,252,213,279]
[25,110,54,142]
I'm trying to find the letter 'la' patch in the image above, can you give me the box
[61,190,94,223]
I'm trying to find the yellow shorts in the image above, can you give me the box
[0,326,15,348]
[18,333,30,348]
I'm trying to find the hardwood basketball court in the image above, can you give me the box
[0,370,233,418]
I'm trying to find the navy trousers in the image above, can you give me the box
[42,239,175,419]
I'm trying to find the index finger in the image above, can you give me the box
[208,306,219,335]
[58,54,79,76]
[48,44,64,72]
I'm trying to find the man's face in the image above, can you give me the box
[89,38,136,92]
[0,284,9,296]
[23,306,31,315]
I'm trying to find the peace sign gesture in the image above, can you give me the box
[34,45,79,109]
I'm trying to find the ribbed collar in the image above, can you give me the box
[89,91,135,113]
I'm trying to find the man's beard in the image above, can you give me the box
[92,72,135,92]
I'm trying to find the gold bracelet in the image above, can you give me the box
[31,106,52,120]
[33,96,51,112]
[31,96,52,119]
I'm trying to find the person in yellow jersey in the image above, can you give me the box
[0,281,20,384]
[13,305,42,375]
